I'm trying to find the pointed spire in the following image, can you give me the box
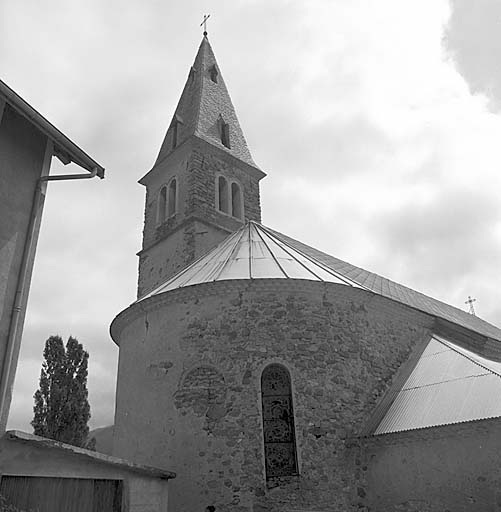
[154,36,259,169]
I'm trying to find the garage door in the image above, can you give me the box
[0,476,122,512]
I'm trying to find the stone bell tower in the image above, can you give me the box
[137,35,266,298]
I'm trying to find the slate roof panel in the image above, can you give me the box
[154,36,259,170]
[269,227,501,342]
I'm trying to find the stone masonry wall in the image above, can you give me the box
[140,144,190,251]
[187,145,262,226]
[361,417,501,512]
[137,141,262,297]
[112,280,433,512]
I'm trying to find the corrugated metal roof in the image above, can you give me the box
[141,222,364,298]
[375,335,501,435]
[139,221,501,345]
[268,227,501,342]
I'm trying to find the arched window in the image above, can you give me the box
[167,178,177,217]
[216,176,244,220]
[157,186,167,224]
[261,364,298,479]
[231,182,243,219]
[218,176,229,214]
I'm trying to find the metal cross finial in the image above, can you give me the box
[465,295,477,316]
[200,14,210,36]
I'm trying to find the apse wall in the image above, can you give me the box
[110,279,432,512]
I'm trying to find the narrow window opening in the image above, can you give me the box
[168,178,177,217]
[261,364,298,479]
[221,122,230,149]
[157,186,167,224]
[231,182,243,219]
[218,176,229,214]
[189,66,196,84]
[172,120,178,149]
[209,65,218,83]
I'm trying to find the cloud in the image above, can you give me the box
[444,0,501,112]
[368,184,500,283]
[256,0,501,325]
[3,0,501,432]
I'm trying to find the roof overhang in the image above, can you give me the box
[0,79,105,178]
[4,430,175,479]
[139,136,266,186]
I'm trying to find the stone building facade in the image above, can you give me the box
[136,36,265,298]
[111,35,501,511]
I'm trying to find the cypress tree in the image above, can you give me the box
[32,335,91,447]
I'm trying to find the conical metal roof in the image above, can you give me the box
[138,221,501,345]
[141,221,365,298]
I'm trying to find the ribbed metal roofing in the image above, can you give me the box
[141,222,365,298]
[269,227,501,343]
[375,334,501,435]
[139,221,501,345]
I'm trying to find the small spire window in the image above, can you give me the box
[189,66,196,84]
[172,120,179,149]
[209,64,218,83]
[221,122,230,149]
[217,115,231,149]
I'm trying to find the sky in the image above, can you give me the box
[1,0,501,432]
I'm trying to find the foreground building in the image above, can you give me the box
[0,81,176,512]
[110,35,501,512]
[0,80,105,432]
[0,430,173,511]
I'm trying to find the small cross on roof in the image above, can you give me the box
[465,295,477,315]
[200,14,210,36]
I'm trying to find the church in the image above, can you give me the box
[110,33,501,512]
